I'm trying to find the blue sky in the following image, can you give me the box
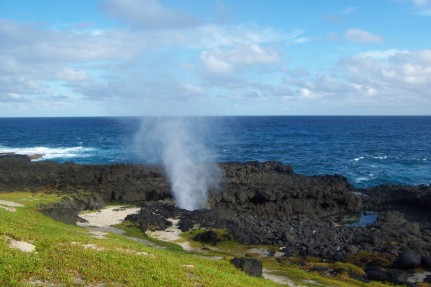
[1,0,430,116]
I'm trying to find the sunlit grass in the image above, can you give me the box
[0,192,280,286]
[0,192,400,287]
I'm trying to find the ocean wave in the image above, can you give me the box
[0,146,96,161]
[353,173,375,183]
[373,155,387,160]
[353,156,364,161]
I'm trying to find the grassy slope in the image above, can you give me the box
[0,192,394,287]
[0,192,279,287]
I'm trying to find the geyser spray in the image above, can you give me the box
[134,117,221,210]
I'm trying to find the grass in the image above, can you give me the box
[113,221,185,252]
[179,228,398,287]
[0,191,400,287]
[0,192,279,287]
[262,259,394,287]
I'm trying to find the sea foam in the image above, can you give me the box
[0,146,95,161]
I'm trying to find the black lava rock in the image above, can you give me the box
[396,250,421,269]
[230,257,262,277]
[193,230,218,246]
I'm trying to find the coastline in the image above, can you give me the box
[1,154,431,286]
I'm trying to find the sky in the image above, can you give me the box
[0,0,430,116]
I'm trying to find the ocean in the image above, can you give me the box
[0,116,430,188]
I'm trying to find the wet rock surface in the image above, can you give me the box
[1,155,431,286]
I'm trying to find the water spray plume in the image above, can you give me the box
[134,117,222,210]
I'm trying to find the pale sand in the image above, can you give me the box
[247,247,285,258]
[263,269,306,287]
[77,205,162,248]
[7,237,36,253]
[77,206,294,285]
[147,218,193,251]
[0,205,16,212]
[0,200,24,212]
[77,206,141,228]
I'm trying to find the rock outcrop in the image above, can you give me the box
[230,257,262,277]
[1,154,431,286]
[39,194,105,225]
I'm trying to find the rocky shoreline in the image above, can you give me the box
[1,154,430,286]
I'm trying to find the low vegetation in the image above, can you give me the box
[0,192,396,287]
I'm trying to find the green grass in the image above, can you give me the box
[114,221,185,252]
[262,259,394,287]
[0,192,399,287]
[0,192,279,287]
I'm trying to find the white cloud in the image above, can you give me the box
[56,67,89,82]
[325,6,357,23]
[201,44,280,73]
[280,50,431,114]
[0,12,296,116]
[100,0,201,29]
[340,6,358,15]
[412,0,430,6]
[345,29,384,43]
[358,49,407,59]
[404,0,431,15]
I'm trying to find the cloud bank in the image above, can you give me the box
[0,0,430,116]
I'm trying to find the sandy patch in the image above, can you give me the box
[0,205,17,212]
[88,229,109,239]
[71,242,105,251]
[247,247,272,257]
[0,200,24,207]
[70,241,154,257]
[7,237,36,253]
[408,271,431,283]
[247,247,285,258]
[147,218,193,251]
[0,200,24,212]
[78,206,140,228]
[262,269,301,286]
[77,205,164,249]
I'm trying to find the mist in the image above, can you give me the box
[133,117,222,210]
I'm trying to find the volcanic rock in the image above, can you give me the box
[230,257,262,277]
[2,156,431,282]
[396,250,422,269]
[39,194,104,225]
[193,230,218,246]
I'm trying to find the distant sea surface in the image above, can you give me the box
[0,116,430,188]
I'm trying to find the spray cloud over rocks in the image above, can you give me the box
[134,117,222,210]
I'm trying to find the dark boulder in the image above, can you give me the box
[125,210,172,232]
[39,195,105,225]
[396,250,421,269]
[40,206,80,225]
[193,230,218,246]
[365,266,412,286]
[422,255,431,268]
[230,257,262,277]
[178,217,194,232]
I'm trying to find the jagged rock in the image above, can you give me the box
[125,210,172,232]
[230,257,262,277]
[178,217,194,232]
[1,156,431,282]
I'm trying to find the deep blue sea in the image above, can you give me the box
[0,116,430,188]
